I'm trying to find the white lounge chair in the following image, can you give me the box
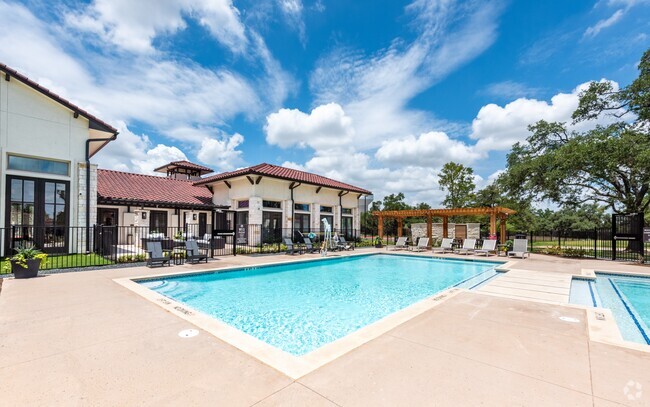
[508,239,530,258]
[409,237,429,252]
[388,236,408,251]
[474,239,497,256]
[432,238,454,254]
[455,239,477,255]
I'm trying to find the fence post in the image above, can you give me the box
[558,232,561,250]
[529,231,533,253]
[611,214,617,261]
[594,227,597,259]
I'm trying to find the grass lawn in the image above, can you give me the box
[1,253,114,274]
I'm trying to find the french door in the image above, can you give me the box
[5,175,69,253]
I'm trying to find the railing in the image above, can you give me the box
[233,226,362,254]
[0,224,235,274]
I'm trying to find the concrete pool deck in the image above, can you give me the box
[1,249,649,406]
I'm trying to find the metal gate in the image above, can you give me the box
[612,213,645,262]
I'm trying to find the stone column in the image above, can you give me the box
[248,196,263,245]
[76,163,97,253]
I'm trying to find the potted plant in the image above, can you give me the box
[374,236,383,248]
[10,246,47,279]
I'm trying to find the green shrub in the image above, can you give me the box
[562,247,587,258]
[541,246,563,256]
[117,254,147,263]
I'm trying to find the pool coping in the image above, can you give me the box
[114,252,506,379]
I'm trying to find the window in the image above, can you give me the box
[262,211,282,243]
[237,200,249,208]
[342,208,353,215]
[294,203,310,212]
[294,213,310,233]
[320,206,332,213]
[5,176,69,253]
[8,155,69,176]
[263,200,281,209]
[149,211,168,235]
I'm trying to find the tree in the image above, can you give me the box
[502,48,650,214]
[438,162,476,209]
[535,204,609,232]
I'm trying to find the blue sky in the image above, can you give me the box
[0,0,648,204]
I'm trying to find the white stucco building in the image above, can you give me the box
[0,63,118,256]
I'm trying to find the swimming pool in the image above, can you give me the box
[139,254,501,355]
[570,273,650,345]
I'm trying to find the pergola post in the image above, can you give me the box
[397,218,403,238]
[499,215,507,243]
[378,215,384,242]
[426,214,432,247]
[489,212,497,240]
[442,216,449,239]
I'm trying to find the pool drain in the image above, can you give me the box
[559,316,580,323]
[178,329,199,338]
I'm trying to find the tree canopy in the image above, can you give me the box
[501,48,650,214]
[438,162,476,209]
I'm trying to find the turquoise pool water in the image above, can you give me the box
[140,254,501,355]
[570,273,650,345]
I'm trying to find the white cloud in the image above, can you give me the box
[197,133,245,171]
[584,8,626,38]
[481,81,542,100]
[375,132,482,167]
[277,0,306,44]
[265,103,354,150]
[65,0,247,54]
[95,123,188,174]
[470,80,620,152]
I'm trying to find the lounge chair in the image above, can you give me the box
[455,239,477,255]
[508,239,530,258]
[185,239,208,264]
[146,241,170,267]
[474,239,498,256]
[337,236,354,251]
[432,238,454,254]
[303,237,320,254]
[284,238,301,255]
[409,237,429,252]
[388,236,408,251]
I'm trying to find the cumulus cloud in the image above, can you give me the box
[470,80,620,152]
[95,123,188,174]
[375,132,482,167]
[265,103,354,150]
[197,133,245,171]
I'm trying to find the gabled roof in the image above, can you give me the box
[0,63,118,136]
[194,163,372,195]
[154,160,213,174]
[97,169,216,209]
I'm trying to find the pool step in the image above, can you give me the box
[476,269,572,303]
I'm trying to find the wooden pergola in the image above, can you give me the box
[372,206,517,244]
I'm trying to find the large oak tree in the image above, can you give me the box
[502,48,650,214]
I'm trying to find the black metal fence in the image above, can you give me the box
[509,229,649,262]
[233,226,360,254]
[0,224,235,274]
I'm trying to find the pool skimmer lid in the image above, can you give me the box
[559,316,580,323]
[178,329,199,338]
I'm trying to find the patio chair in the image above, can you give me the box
[388,236,408,251]
[508,239,530,258]
[337,236,355,251]
[432,238,454,254]
[185,239,208,264]
[146,241,170,267]
[455,239,477,255]
[303,237,321,254]
[474,239,498,256]
[284,238,302,255]
[409,237,429,252]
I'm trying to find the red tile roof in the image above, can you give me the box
[194,163,372,195]
[0,63,118,137]
[153,160,213,173]
[97,169,215,208]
